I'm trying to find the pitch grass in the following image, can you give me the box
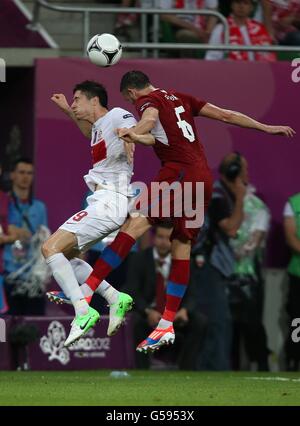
[0,371,300,406]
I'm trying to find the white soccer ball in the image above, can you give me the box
[87,33,122,67]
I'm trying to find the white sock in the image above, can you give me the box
[70,258,93,285]
[98,283,120,305]
[74,299,90,318]
[69,258,119,304]
[157,318,173,329]
[46,253,89,316]
[80,281,119,305]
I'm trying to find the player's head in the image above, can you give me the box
[10,157,34,191]
[120,71,151,103]
[153,221,173,257]
[71,80,108,119]
[231,0,254,18]
[219,152,249,185]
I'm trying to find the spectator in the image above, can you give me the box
[229,184,270,371]
[160,0,219,40]
[0,163,18,314]
[123,222,207,370]
[115,0,138,40]
[159,0,219,56]
[283,192,300,371]
[252,0,275,40]
[269,0,300,46]
[221,0,274,38]
[3,158,50,316]
[206,0,276,61]
[191,152,247,370]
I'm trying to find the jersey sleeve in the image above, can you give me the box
[283,202,294,218]
[175,92,207,116]
[113,108,137,129]
[135,96,160,117]
[251,209,270,233]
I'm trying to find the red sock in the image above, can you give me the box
[162,259,190,323]
[85,232,136,291]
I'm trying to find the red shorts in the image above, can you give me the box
[145,162,213,244]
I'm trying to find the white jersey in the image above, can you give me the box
[84,107,137,196]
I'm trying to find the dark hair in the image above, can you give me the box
[11,157,33,172]
[219,152,242,181]
[120,71,151,92]
[154,221,173,233]
[73,80,108,108]
[231,0,254,4]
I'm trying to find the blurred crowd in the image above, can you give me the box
[114,0,300,60]
[1,153,299,371]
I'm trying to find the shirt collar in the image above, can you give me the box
[153,247,171,266]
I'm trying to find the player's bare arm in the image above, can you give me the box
[51,93,92,138]
[117,128,155,146]
[199,103,296,137]
[118,127,136,165]
[134,107,159,134]
[116,106,157,146]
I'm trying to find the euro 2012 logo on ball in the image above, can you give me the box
[87,33,122,67]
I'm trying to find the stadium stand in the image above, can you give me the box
[0,0,56,48]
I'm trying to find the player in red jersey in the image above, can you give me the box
[52,71,295,353]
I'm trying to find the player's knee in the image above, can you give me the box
[41,239,58,259]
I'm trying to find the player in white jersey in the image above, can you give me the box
[41,80,149,346]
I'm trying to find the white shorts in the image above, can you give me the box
[59,189,128,252]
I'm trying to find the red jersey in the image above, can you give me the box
[135,89,209,168]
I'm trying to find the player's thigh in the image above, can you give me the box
[59,191,128,251]
[42,229,77,257]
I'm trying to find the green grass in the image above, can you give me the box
[0,371,300,406]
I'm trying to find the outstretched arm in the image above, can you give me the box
[51,94,92,138]
[199,103,296,137]
[116,107,158,147]
[133,107,159,135]
[117,128,155,146]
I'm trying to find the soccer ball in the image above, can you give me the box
[87,33,122,67]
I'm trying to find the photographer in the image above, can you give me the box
[229,185,270,370]
[283,192,300,370]
[192,152,247,370]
